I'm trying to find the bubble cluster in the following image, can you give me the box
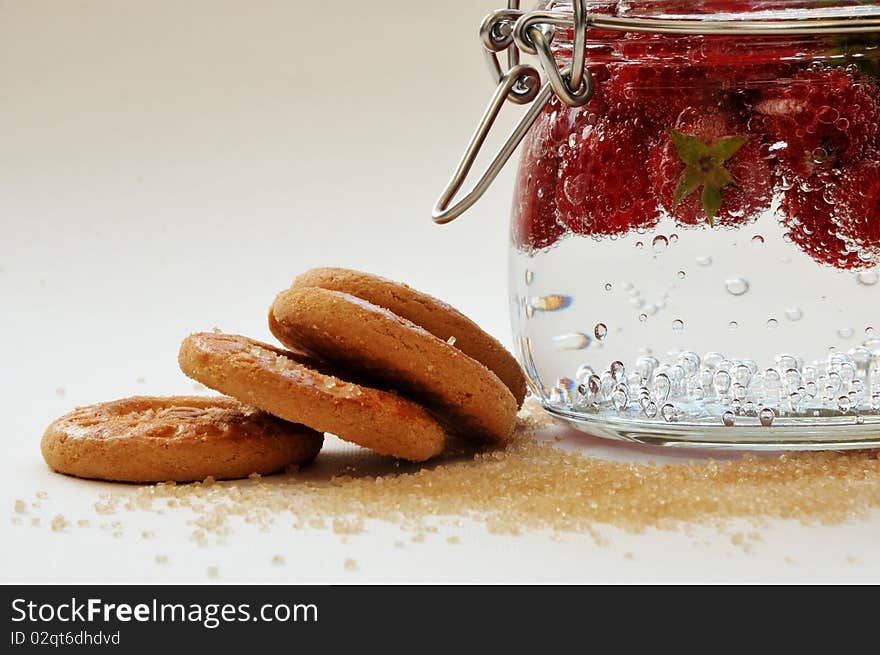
[547,338,880,427]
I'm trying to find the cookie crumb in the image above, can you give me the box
[30,517,41,527]
[141,530,155,540]
[344,558,358,572]
[271,554,285,566]
[446,536,461,545]
[411,533,426,543]
[77,519,90,528]
[624,551,634,560]
[13,500,26,514]
[36,491,48,500]
[55,387,66,396]
[206,566,219,578]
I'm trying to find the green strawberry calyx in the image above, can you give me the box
[669,129,750,227]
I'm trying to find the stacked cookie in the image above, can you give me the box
[42,268,525,482]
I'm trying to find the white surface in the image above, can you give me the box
[2,0,878,584]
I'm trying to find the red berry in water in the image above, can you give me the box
[753,68,880,176]
[784,165,880,270]
[651,109,773,227]
[555,115,661,237]
[511,99,567,252]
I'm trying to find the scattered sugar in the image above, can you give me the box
[344,558,358,572]
[206,566,219,578]
[624,551,634,560]
[30,517,40,527]
[55,387,65,396]
[271,554,285,566]
[36,491,48,500]
[77,519,90,528]
[16,404,880,552]
[332,517,364,535]
[141,530,155,540]
[446,536,460,545]
[51,515,69,532]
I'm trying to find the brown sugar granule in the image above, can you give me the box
[13,500,26,514]
[87,404,880,541]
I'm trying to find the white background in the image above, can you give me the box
[2,0,878,584]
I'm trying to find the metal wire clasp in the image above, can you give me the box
[433,0,593,225]
[432,1,880,225]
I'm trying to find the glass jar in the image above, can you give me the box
[506,0,880,447]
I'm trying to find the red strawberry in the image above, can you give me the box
[511,99,567,252]
[603,61,722,129]
[782,164,880,270]
[555,114,661,237]
[650,108,773,227]
[753,68,880,176]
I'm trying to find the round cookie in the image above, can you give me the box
[269,287,517,443]
[178,332,446,462]
[41,396,323,483]
[291,267,527,407]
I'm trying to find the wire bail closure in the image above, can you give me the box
[432,2,880,225]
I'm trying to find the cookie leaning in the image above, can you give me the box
[270,287,517,443]
[41,396,323,483]
[292,267,527,407]
[178,332,446,462]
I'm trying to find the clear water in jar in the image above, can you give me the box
[508,54,880,446]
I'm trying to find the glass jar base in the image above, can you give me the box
[544,403,880,451]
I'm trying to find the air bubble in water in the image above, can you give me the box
[714,370,732,394]
[856,270,878,286]
[751,235,765,246]
[672,319,684,333]
[838,395,852,413]
[639,313,648,323]
[610,361,626,383]
[722,411,735,427]
[612,388,628,411]
[635,241,644,250]
[677,270,686,279]
[670,233,679,243]
[837,326,855,339]
[524,270,534,286]
[759,408,775,427]
[652,373,671,403]
[729,321,739,331]
[552,333,592,350]
[767,318,779,330]
[725,278,750,296]
[661,403,676,422]
[696,255,713,267]
[604,283,612,291]
[531,294,573,312]
[785,307,803,321]
[652,235,668,253]
[644,401,658,419]
[594,323,608,341]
